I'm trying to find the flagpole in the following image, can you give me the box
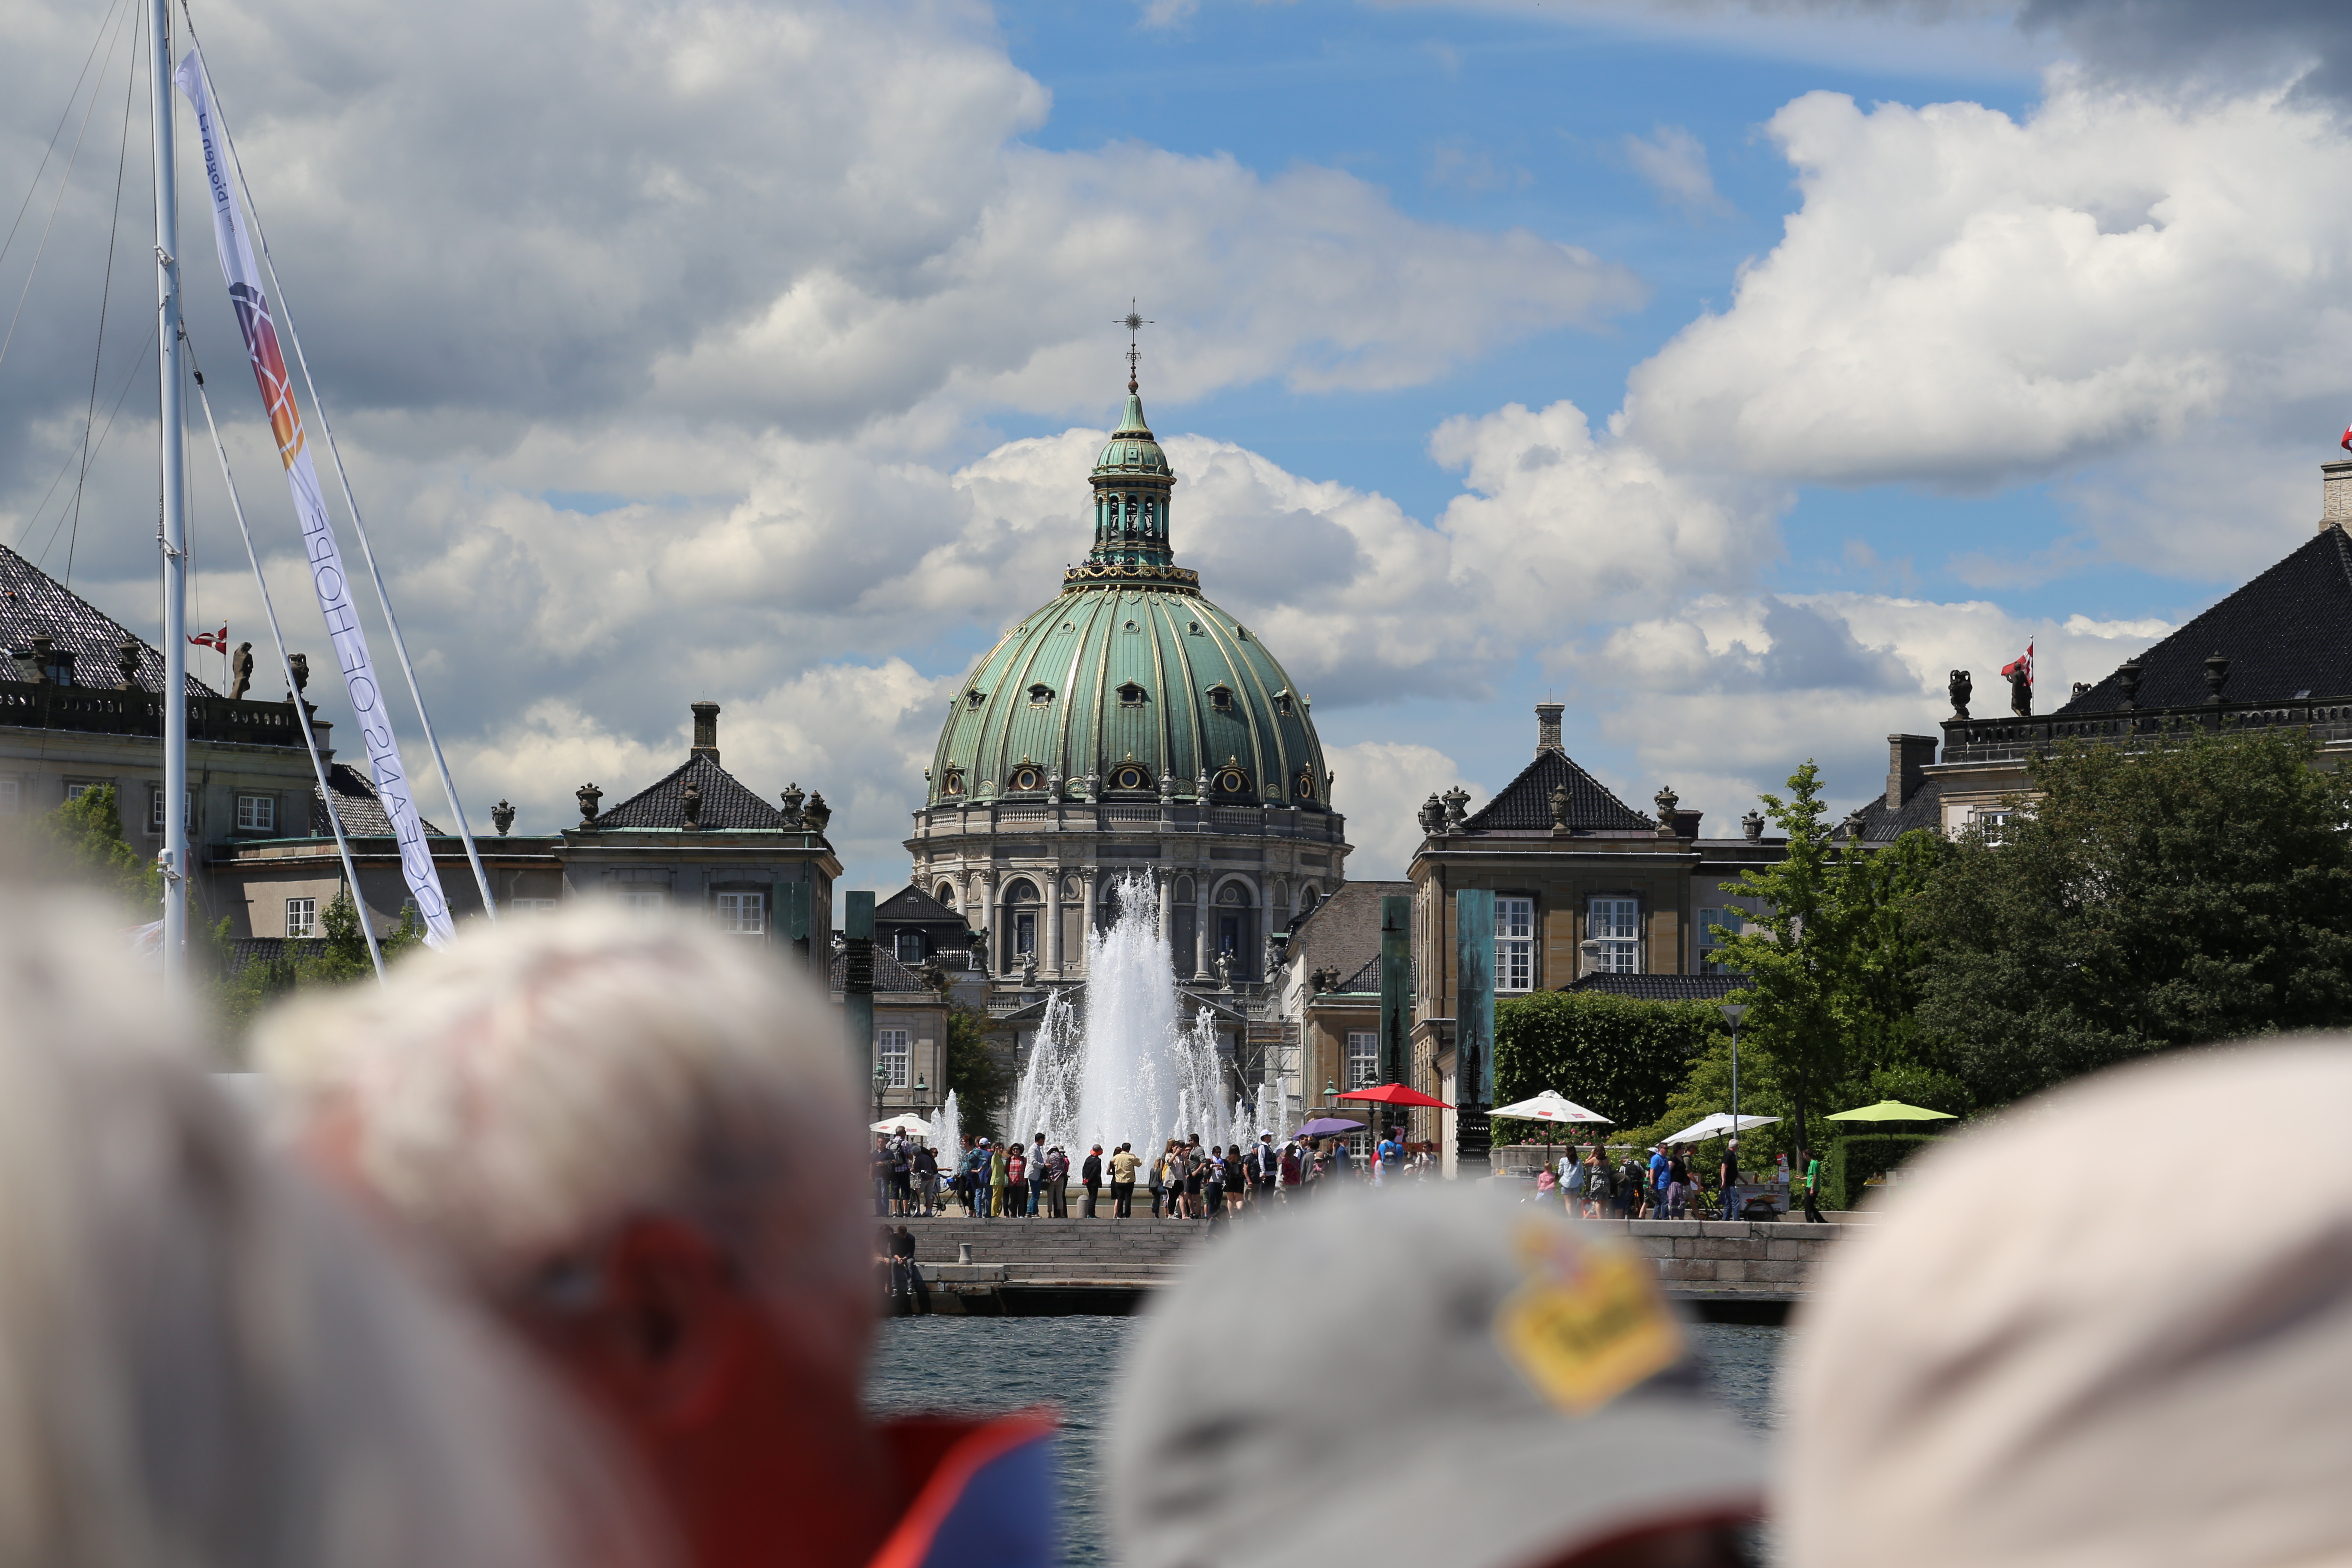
[150,0,188,993]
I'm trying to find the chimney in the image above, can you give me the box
[1887,734,1936,810]
[691,701,720,763]
[1535,701,1564,756]
[2323,461,2352,533]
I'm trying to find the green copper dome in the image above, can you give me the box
[926,378,1331,812]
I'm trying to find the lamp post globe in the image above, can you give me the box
[1718,1003,1749,1212]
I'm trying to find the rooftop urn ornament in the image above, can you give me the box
[1441,786,1471,830]
[115,641,142,691]
[1653,784,1679,836]
[1310,965,1342,994]
[576,783,603,824]
[228,642,253,701]
[1158,769,1175,805]
[681,779,703,827]
[1742,808,1764,842]
[803,792,832,833]
[490,799,516,837]
[1197,766,1211,802]
[2204,652,2231,706]
[1418,793,1446,834]
[779,782,805,826]
[1948,669,1972,719]
[1549,781,1572,835]
[2117,659,2142,712]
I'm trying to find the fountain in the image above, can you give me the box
[925,1088,961,1155]
[1007,873,1275,1157]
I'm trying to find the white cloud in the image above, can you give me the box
[1621,125,1733,217]
[1622,75,2352,530]
[1327,741,1486,880]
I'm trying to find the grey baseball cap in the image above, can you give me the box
[1112,1185,1763,1568]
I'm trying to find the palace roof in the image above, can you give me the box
[0,544,211,695]
[1463,748,1653,834]
[585,753,800,831]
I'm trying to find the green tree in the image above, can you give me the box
[41,785,158,909]
[1493,990,1720,1138]
[942,1001,1010,1139]
[1709,762,1947,1154]
[1913,726,2352,1107]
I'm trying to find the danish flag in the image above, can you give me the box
[188,625,227,652]
[2342,423,2351,453]
[2002,641,2034,687]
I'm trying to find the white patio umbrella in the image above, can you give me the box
[870,1118,930,1139]
[1491,1090,1613,1124]
[1659,1112,1779,1145]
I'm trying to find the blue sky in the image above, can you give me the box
[4,0,2347,892]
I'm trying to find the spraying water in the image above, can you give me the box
[925,1088,961,1155]
[1008,873,1274,1158]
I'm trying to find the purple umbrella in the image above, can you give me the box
[1297,1117,1365,1137]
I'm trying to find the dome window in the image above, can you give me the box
[1207,683,1234,714]
[1123,619,1140,633]
[1274,689,1295,717]
[1027,683,1055,705]
[1112,763,1151,791]
[965,689,986,710]
[1295,765,1315,802]
[1117,681,1147,707]
[1011,765,1044,792]
[1215,764,1251,796]
[1188,621,1203,635]
[941,767,965,796]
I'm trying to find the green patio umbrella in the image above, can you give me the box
[1823,1099,1956,1123]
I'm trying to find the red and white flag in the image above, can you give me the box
[2341,423,2351,453]
[2002,641,2034,687]
[188,625,227,652]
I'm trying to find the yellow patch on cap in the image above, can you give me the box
[1494,1218,1684,1415]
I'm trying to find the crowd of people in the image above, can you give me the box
[1526,1140,1831,1222]
[872,1124,1443,1221]
[6,892,2346,1568]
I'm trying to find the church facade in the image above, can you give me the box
[903,366,1351,986]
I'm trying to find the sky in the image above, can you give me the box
[3,0,2351,896]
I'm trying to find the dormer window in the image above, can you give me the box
[1207,684,1234,714]
[965,689,986,710]
[1117,682,1146,707]
[1215,764,1251,797]
[1295,765,1316,802]
[1187,621,1203,636]
[941,767,965,796]
[1274,689,1294,717]
[1027,683,1054,705]
[1112,763,1152,791]
[1010,765,1044,792]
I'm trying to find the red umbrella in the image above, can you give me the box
[1335,1082,1453,1109]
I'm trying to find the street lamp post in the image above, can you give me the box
[874,1065,889,1127]
[1719,1002,1749,1219]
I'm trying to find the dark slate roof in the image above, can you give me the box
[829,949,936,993]
[876,885,966,925]
[1288,880,1408,989]
[1561,972,1744,1001]
[588,753,797,831]
[313,762,443,836]
[1835,779,1943,844]
[228,937,325,974]
[0,544,211,695]
[2057,527,2352,713]
[1465,748,1652,833]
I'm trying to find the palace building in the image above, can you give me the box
[902,362,1351,988]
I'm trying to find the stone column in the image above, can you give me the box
[1079,867,1097,977]
[1157,871,1172,946]
[1195,875,1213,979]
[1046,869,1064,974]
[972,870,994,971]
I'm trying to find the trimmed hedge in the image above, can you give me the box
[1822,1133,1942,1212]
[1494,991,1720,1136]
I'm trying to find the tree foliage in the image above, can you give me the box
[41,785,158,909]
[1913,726,2352,1106]
[1708,761,1947,1152]
[1494,989,1720,1136]
[942,1001,1009,1139]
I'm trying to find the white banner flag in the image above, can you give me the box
[175,49,454,947]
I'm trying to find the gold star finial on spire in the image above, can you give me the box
[1116,299,1153,392]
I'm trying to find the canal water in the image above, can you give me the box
[866,1317,1789,1566]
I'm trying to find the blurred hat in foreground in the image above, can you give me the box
[1785,1041,2352,1568]
[1112,1186,1762,1568]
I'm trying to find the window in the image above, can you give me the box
[0,779,17,814]
[620,891,667,916]
[1497,896,1535,992]
[715,891,765,935]
[236,793,276,833]
[1207,684,1234,714]
[896,930,926,963]
[1345,1030,1378,1090]
[1112,763,1149,791]
[1588,897,1640,974]
[1117,682,1146,707]
[1970,807,2015,845]
[1027,683,1054,705]
[64,781,98,801]
[285,897,317,938]
[149,786,195,835]
[508,898,558,914]
[1695,907,1745,972]
[879,1028,910,1089]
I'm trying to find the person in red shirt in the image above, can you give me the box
[260,908,1054,1568]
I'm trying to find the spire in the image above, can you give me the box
[1077,303,1188,588]
[1118,300,1152,395]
